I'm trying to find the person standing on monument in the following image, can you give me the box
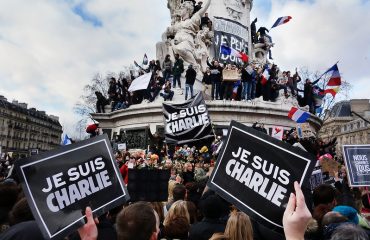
[172,53,184,89]
[251,18,258,44]
[162,54,173,82]
[207,58,223,100]
[185,64,197,100]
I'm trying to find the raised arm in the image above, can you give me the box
[197,0,211,17]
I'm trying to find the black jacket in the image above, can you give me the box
[185,68,197,85]
[188,218,226,240]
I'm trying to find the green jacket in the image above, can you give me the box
[172,58,184,75]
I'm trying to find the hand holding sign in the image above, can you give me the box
[283,182,312,240]
[78,207,98,240]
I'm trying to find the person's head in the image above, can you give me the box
[321,211,348,227]
[8,197,33,226]
[188,64,193,69]
[214,60,219,66]
[163,200,190,226]
[206,67,210,73]
[172,184,186,201]
[116,202,159,240]
[330,223,369,240]
[313,184,336,207]
[184,162,192,172]
[200,193,229,219]
[175,53,180,60]
[205,12,208,17]
[224,210,253,240]
[165,54,170,60]
[305,78,311,84]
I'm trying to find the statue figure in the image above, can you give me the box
[167,0,182,23]
[224,0,247,20]
[194,26,214,72]
[162,0,212,72]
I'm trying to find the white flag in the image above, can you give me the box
[128,72,152,92]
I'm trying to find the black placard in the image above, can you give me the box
[342,145,370,186]
[127,169,170,202]
[163,93,213,144]
[15,134,129,240]
[207,121,315,230]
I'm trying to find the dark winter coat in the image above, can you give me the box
[185,68,197,85]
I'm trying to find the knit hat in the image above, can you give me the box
[332,205,359,224]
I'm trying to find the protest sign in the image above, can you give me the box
[208,120,315,230]
[310,164,323,191]
[118,143,127,151]
[342,145,370,186]
[213,16,249,65]
[15,134,129,240]
[163,93,213,144]
[271,126,284,140]
[222,69,240,81]
[127,169,170,202]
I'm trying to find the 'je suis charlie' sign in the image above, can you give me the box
[208,121,315,230]
[15,134,129,240]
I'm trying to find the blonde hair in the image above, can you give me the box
[210,210,253,240]
[163,200,190,226]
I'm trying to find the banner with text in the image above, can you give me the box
[15,134,129,240]
[208,121,315,230]
[343,145,370,186]
[163,93,213,144]
[213,16,249,65]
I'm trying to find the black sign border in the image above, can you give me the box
[208,120,315,229]
[15,134,129,239]
[343,144,370,187]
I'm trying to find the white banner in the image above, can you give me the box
[128,72,152,92]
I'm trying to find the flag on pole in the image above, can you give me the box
[62,134,72,145]
[288,107,310,123]
[322,64,341,97]
[271,16,292,28]
[220,45,249,62]
[128,72,152,92]
[142,54,148,65]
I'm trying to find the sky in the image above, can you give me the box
[0,0,369,138]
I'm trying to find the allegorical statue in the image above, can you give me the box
[158,0,213,73]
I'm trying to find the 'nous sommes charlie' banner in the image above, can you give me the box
[15,135,129,240]
[208,121,315,230]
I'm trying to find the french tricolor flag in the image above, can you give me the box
[288,107,310,123]
[220,45,249,62]
[271,16,292,29]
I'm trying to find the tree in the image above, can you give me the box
[73,68,133,134]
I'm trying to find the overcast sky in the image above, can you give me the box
[0,0,369,138]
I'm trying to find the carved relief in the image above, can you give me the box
[223,0,247,20]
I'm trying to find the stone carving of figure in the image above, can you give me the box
[167,0,182,22]
[165,0,211,72]
[224,0,247,20]
[194,26,214,72]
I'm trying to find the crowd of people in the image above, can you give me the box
[2,123,370,240]
[95,54,327,115]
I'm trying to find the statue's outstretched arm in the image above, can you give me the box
[197,0,211,17]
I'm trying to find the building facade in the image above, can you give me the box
[319,99,370,158]
[0,95,63,158]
